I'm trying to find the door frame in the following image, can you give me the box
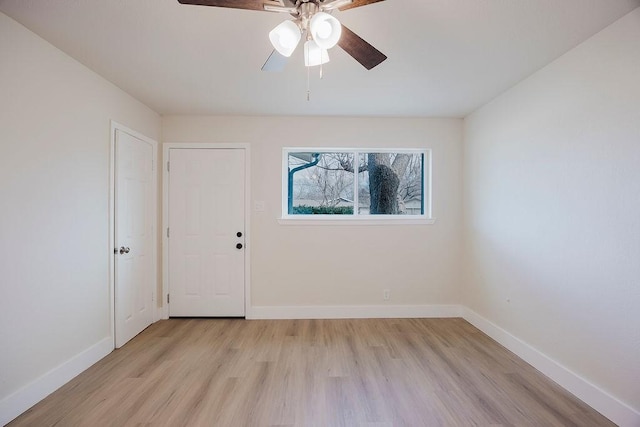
[109,121,159,349]
[162,143,251,319]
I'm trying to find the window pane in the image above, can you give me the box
[357,153,370,214]
[358,152,423,215]
[288,152,355,215]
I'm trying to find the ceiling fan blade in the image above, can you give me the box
[261,50,288,72]
[338,0,385,12]
[338,25,387,70]
[177,0,286,11]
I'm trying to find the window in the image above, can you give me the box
[282,148,431,221]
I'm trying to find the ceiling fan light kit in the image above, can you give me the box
[268,3,341,67]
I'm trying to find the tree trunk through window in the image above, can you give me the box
[368,153,411,214]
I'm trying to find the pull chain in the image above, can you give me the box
[307,62,311,101]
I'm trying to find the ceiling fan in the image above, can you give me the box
[177,0,387,71]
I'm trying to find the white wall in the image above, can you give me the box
[463,7,640,423]
[0,12,161,423]
[162,116,463,314]
[5,2,638,424]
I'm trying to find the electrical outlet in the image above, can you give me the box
[383,289,390,301]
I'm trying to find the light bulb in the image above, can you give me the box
[316,21,332,39]
[269,20,301,57]
[304,40,330,67]
[279,32,297,49]
[309,12,342,50]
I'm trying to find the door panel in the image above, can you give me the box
[168,148,245,317]
[115,129,154,347]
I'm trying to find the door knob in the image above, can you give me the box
[119,246,130,254]
[236,243,243,249]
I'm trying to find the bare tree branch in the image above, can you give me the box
[391,153,411,176]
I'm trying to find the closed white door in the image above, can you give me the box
[168,148,245,317]
[115,129,154,347]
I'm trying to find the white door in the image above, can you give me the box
[168,148,245,317]
[115,129,154,347]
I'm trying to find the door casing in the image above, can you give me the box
[109,121,159,349]
[162,143,251,319]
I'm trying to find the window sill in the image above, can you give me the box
[277,217,436,226]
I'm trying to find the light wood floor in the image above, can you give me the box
[9,318,614,426]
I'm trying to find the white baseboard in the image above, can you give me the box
[0,337,113,426]
[462,308,640,427]
[248,304,463,320]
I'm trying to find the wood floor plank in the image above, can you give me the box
[8,318,615,427]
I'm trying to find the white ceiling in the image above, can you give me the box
[1,0,638,117]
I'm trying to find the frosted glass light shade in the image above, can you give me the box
[309,12,342,49]
[304,40,330,67]
[269,20,301,57]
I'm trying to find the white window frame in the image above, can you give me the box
[279,147,434,225]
